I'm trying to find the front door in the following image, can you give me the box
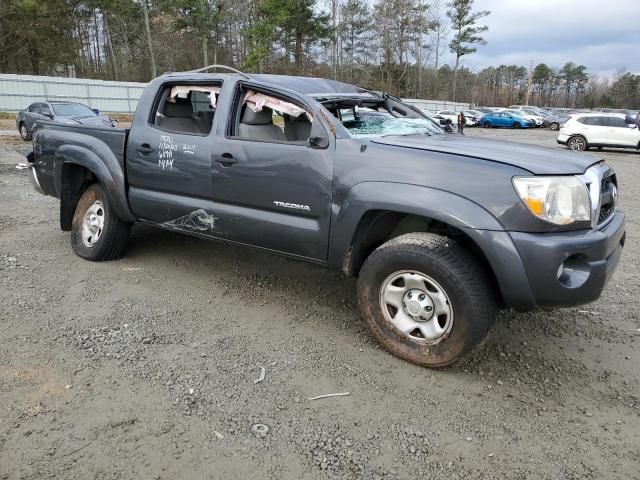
[208,84,334,261]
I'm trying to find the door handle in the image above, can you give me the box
[213,153,238,167]
[136,144,154,155]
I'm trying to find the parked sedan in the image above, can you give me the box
[479,112,534,128]
[503,109,544,127]
[462,110,483,126]
[543,113,570,131]
[16,101,117,141]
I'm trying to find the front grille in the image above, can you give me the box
[598,173,616,226]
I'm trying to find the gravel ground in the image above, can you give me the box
[0,128,638,480]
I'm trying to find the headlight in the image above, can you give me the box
[513,176,591,225]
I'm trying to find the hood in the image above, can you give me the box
[370,134,596,175]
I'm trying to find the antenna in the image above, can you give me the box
[187,64,250,79]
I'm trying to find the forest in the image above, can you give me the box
[0,0,638,108]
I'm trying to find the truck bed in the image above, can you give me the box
[30,121,130,201]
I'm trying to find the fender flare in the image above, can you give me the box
[328,182,536,310]
[51,134,135,223]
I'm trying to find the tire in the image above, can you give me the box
[550,122,559,131]
[567,135,587,151]
[71,183,130,261]
[19,123,31,141]
[483,121,492,128]
[512,122,521,129]
[357,233,497,368]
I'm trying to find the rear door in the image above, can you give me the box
[208,82,334,261]
[126,81,221,224]
[605,116,639,147]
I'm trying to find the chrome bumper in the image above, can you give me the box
[28,163,46,195]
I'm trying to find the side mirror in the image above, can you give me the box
[44,113,53,119]
[92,108,100,115]
[308,135,329,149]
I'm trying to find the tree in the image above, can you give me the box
[531,63,552,105]
[338,0,372,83]
[140,0,156,77]
[446,0,489,101]
[163,0,224,67]
[559,62,588,107]
[245,0,329,73]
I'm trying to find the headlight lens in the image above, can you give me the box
[513,176,591,225]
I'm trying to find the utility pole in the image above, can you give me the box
[525,60,533,106]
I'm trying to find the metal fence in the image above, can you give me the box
[402,99,470,113]
[0,74,146,113]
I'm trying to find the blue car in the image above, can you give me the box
[479,112,534,129]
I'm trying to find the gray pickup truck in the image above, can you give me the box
[26,65,625,367]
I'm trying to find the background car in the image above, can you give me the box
[426,112,454,132]
[543,113,570,130]
[462,109,483,126]
[479,111,534,128]
[557,113,640,151]
[503,109,544,127]
[435,110,459,125]
[16,101,118,140]
[473,106,498,114]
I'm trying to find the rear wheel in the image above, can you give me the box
[483,121,492,128]
[550,122,560,131]
[568,135,587,151]
[71,183,130,261]
[512,122,521,129]
[19,123,31,141]
[357,233,496,367]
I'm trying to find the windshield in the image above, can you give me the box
[51,103,96,117]
[343,114,444,138]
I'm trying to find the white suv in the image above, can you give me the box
[557,113,640,151]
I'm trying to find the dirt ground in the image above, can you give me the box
[1,128,638,480]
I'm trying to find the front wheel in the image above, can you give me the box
[483,121,492,128]
[357,233,497,367]
[512,122,521,129]
[19,123,31,141]
[71,183,130,261]
[567,135,587,151]
[550,122,559,131]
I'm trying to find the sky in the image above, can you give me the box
[443,0,640,77]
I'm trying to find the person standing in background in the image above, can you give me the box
[457,111,466,134]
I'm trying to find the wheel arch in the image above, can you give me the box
[54,144,135,230]
[330,182,535,310]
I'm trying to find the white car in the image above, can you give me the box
[557,113,640,151]
[436,110,475,126]
[435,110,458,124]
[503,109,544,127]
[462,110,482,126]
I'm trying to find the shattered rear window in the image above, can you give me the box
[343,114,443,138]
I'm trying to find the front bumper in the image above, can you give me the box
[27,153,46,195]
[505,210,625,309]
[556,133,569,145]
